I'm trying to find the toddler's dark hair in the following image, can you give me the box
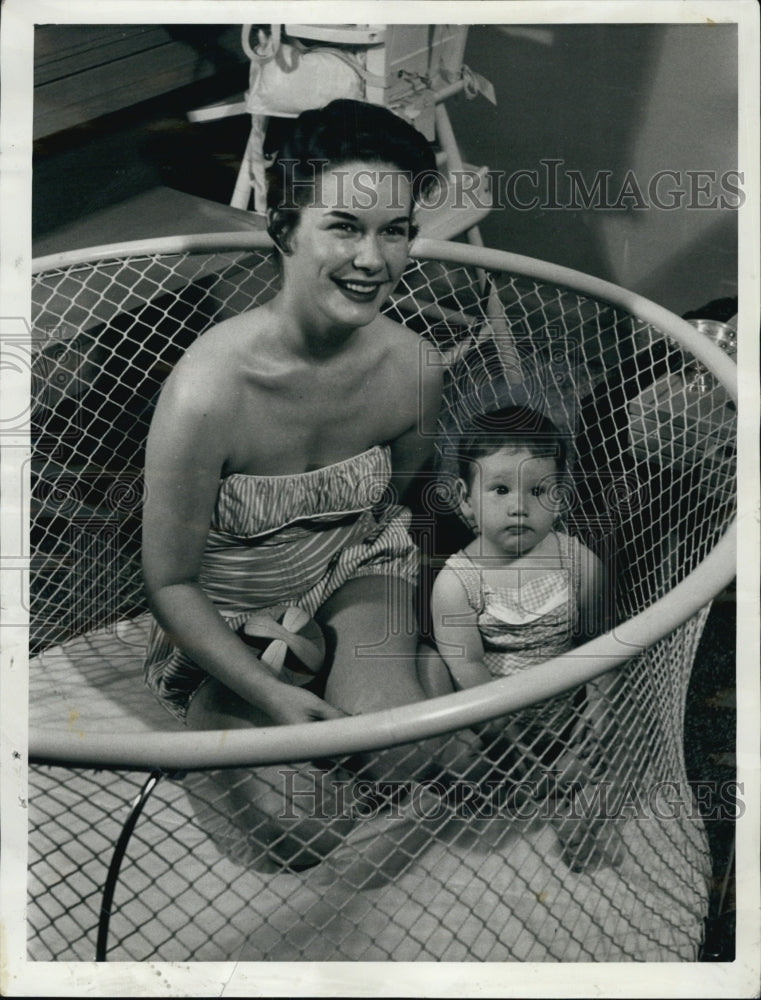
[457,405,568,485]
[266,99,438,252]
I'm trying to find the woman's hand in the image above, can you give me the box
[265,685,348,727]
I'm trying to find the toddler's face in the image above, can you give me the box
[461,447,561,559]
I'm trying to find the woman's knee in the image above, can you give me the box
[318,577,424,715]
[316,575,418,657]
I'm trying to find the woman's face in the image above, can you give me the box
[281,160,413,333]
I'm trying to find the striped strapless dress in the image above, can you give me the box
[143,445,419,722]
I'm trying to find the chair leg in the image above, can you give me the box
[231,115,269,212]
[699,833,736,961]
[96,769,163,961]
[434,101,484,249]
[230,129,256,210]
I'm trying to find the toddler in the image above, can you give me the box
[427,405,623,870]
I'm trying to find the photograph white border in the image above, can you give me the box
[1,2,758,996]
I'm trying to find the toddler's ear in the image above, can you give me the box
[455,477,478,532]
[550,472,574,528]
[555,472,575,512]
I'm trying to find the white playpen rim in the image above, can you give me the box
[29,233,737,769]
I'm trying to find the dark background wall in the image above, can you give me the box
[448,23,738,316]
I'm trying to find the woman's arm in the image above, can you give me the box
[142,354,342,725]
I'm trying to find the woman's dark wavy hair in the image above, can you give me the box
[265,99,438,252]
[457,405,569,486]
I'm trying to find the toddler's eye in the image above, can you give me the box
[531,486,547,497]
[384,224,409,239]
[494,485,509,495]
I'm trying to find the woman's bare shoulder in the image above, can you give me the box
[156,312,263,421]
[374,312,426,348]
[169,309,265,378]
[373,315,444,383]
[186,310,262,361]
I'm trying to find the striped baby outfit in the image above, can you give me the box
[443,532,585,743]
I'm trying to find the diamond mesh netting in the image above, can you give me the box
[28,235,736,962]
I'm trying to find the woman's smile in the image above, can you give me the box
[332,276,387,302]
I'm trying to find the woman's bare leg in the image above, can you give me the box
[319,576,426,713]
[184,678,354,870]
[182,578,481,882]
[317,575,483,783]
[317,575,448,780]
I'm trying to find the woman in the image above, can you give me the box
[141,100,470,869]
